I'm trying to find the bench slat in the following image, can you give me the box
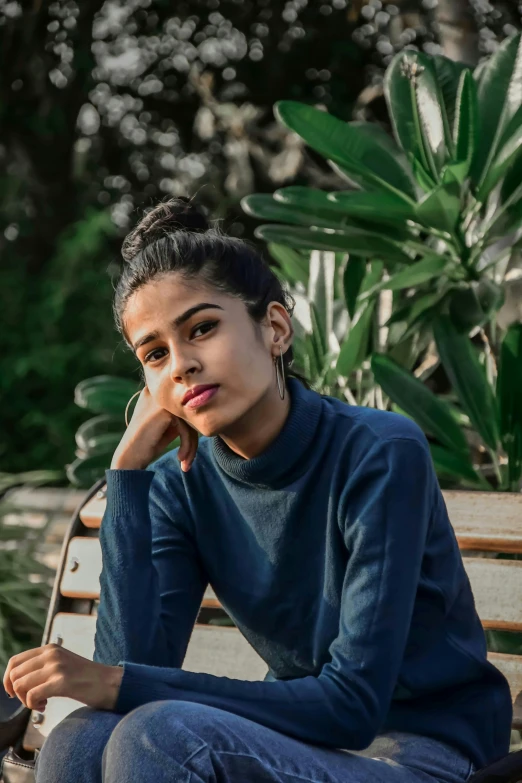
[445,490,522,553]
[463,557,522,632]
[488,652,522,729]
[60,537,102,599]
[81,488,522,555]
[59,537,220,608]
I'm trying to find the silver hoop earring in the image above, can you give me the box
[274,345,285,400]
[125,388,144,428]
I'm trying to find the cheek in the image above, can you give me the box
[144,372,165,401]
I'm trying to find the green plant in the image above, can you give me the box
[70,375,182,487]
[0,470,63,670]
[242,34,522,365]
[269,243,430,409]
[371,319,522,492]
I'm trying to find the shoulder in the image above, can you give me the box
[320,392,430,455]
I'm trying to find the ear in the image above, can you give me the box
[266,301,293,349]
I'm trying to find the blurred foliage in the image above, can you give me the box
[0,469,63,671]
[1,0,522,474]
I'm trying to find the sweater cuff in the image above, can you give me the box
[104,469,155,519]
[114,661,179,713]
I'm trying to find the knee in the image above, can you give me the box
[106,701,207,763]
[35,706,122,783]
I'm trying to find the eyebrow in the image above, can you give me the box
[132,303,225,354]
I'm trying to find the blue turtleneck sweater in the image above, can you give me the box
[93,377,512,770]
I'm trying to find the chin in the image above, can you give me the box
[190,402,245,438]
[187,412,226,438]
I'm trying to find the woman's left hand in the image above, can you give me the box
[2,643,124,713]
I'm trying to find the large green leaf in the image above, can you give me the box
[432,55,470,139]
[66,453,113,488]
[385,288,448,329]
[415,167,462,233]
[349,120,416,184]
[80,432,123,459]
[308,250,336,343]
[74,376,140,415]
[326,190,417,224]
[429,444,486,488]
[433,315,500,451]
[497,323,522,488]
[414,57,451,178]
[241,193,343,228]
[360,255,450,301]
[309,301,328,374]
[384,51,450,182]
[254,224,412,263]
[273,187,345,212]
[274,100,418,201]
[409,154,438,192]
[267,243,309,287]
[471,32,522,188]
[453,69,478,179]
[343,256,366,319]
[359,260,384,295]
[371,353,469,455]
[477,124,522,200]
[272,187,415,241]
[335,301,375,376]
[75,413,123,452]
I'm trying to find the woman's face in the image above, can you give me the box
[123,272,292,437]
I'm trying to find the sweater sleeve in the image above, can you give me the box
[111,437,434,751]
[93,464,207,669]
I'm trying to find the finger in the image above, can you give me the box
[26,686,51,712]
[177,419,199,471]
[19,678,54,711]
[10,652,49,706]
[3,648,44,697]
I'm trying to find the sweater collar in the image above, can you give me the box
[211,377,323,487]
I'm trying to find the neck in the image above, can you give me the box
[217,383,291,461]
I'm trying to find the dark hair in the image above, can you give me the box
[113,196,311,389]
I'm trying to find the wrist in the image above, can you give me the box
[110,453,146,470]
[100,665,124,711]
[110,462,145,470]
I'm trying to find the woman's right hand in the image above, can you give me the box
[110,386,199,472]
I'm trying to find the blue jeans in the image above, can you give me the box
[35,701,476,783]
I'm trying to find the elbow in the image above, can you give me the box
[322,702,379,751]
[349,723,378,751]
[327,691,381,750]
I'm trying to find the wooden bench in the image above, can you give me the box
[2,481,522,782]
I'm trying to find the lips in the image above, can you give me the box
[182,384,219,406]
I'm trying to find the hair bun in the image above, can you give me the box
[121,196,210,262]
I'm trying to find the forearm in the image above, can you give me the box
[93,469,171,667]
[112,662,377,750]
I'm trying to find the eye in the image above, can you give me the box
[144,348,166,364]
[143,321,218,364]
[191,320,218,339]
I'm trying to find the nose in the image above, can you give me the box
[167,342,198,382]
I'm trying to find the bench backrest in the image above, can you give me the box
[20,485,522,751]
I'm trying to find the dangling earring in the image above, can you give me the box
[274,344,285,400]
[125,388,145,428]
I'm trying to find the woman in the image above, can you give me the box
[27,197,511,781]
